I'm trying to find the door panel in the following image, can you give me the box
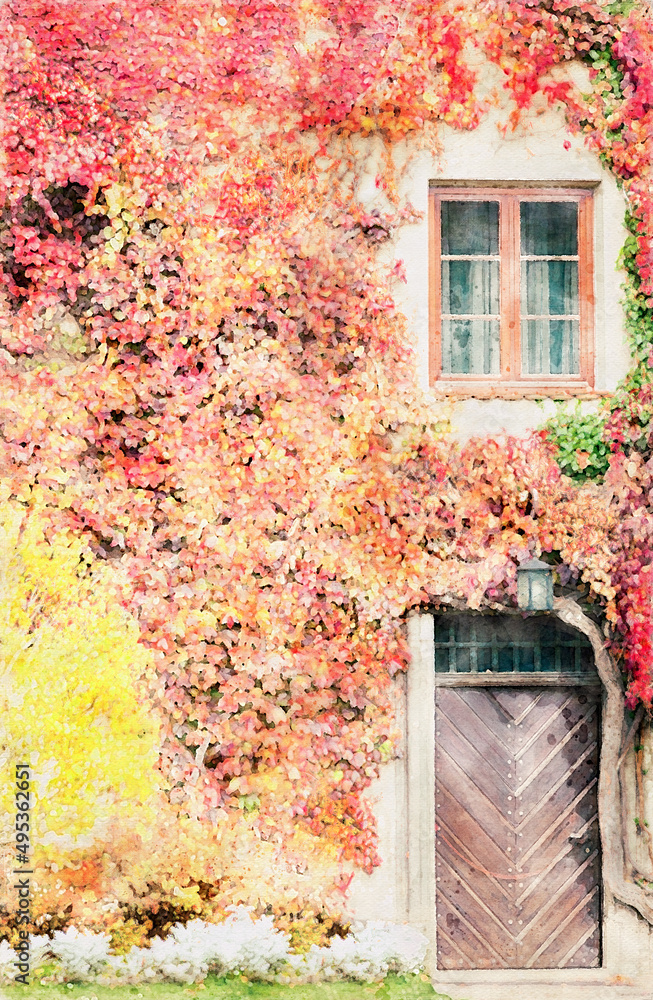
[435,686,601,969]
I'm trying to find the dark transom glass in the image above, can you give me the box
[434,614,594,674]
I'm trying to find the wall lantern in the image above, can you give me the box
[517,557,554,611]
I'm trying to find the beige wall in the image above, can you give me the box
[344,671,408,924]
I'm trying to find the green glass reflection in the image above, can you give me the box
[521,319,580,375]
[442,260,500,315]
[520,201,578,256]
[441,201,499,256]
[522,260,578,316]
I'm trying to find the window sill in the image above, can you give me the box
[430,380,604,401]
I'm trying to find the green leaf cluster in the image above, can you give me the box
[617,211,653,363]
[542,404,610,482]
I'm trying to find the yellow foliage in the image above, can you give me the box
[0,502,162,844]
[274,912,350,953]
[107,916,152,954]
[0,506,346,936]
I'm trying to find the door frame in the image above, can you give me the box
[404,608,616,979]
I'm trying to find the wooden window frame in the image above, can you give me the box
[429,186,596,397]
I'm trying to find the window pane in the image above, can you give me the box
[521,319,580,375]
[435,647,450,672]
[442,260,500,315]
[559,644,576,672]
[441,201,499,255]
[540,643,557,672]
[522,260,579,316]
[442,319,500,374]
[519,645,535,672]
[498,645,514,672]
[520,201,578,256]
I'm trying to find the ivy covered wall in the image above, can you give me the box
[1,0,652,943]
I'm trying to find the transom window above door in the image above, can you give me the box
[433,613,595,678]
[429,187,595,395]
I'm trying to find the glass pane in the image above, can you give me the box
[498,645,513,672]
[477,646,492,672]
[435,648,450,673]
[540,644,557,672]
[560,644,576,672]
[519,645,535,672]
[441,201,499,256]
[455,647,471,672]
[442,319,500,375]
[520,201,578,256]
[442,260,500,315]
[521,319,580,375]
[522,260,579,316]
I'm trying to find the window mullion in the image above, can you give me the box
[499,195,518,378]
[512,197,523,379]
[578,193,595,386]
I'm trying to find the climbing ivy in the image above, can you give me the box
[1,0,652,934]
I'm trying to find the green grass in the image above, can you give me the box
[2,973,451,1000]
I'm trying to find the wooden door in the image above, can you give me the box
[435,685,601,969]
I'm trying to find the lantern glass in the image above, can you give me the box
[517,570,531,609]
[529,574,550,610]
[517,558,554,611]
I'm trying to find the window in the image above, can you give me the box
[433,613,595,675]
[429,187,595,394]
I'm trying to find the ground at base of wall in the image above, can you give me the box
[0,973,449,1000]
[432,978,652,1000]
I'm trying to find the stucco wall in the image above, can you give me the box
[622,727,653,903]
[344,673,408,924]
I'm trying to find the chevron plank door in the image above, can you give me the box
[435,685,601,969]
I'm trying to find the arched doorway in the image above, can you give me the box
[432,612,601,969]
